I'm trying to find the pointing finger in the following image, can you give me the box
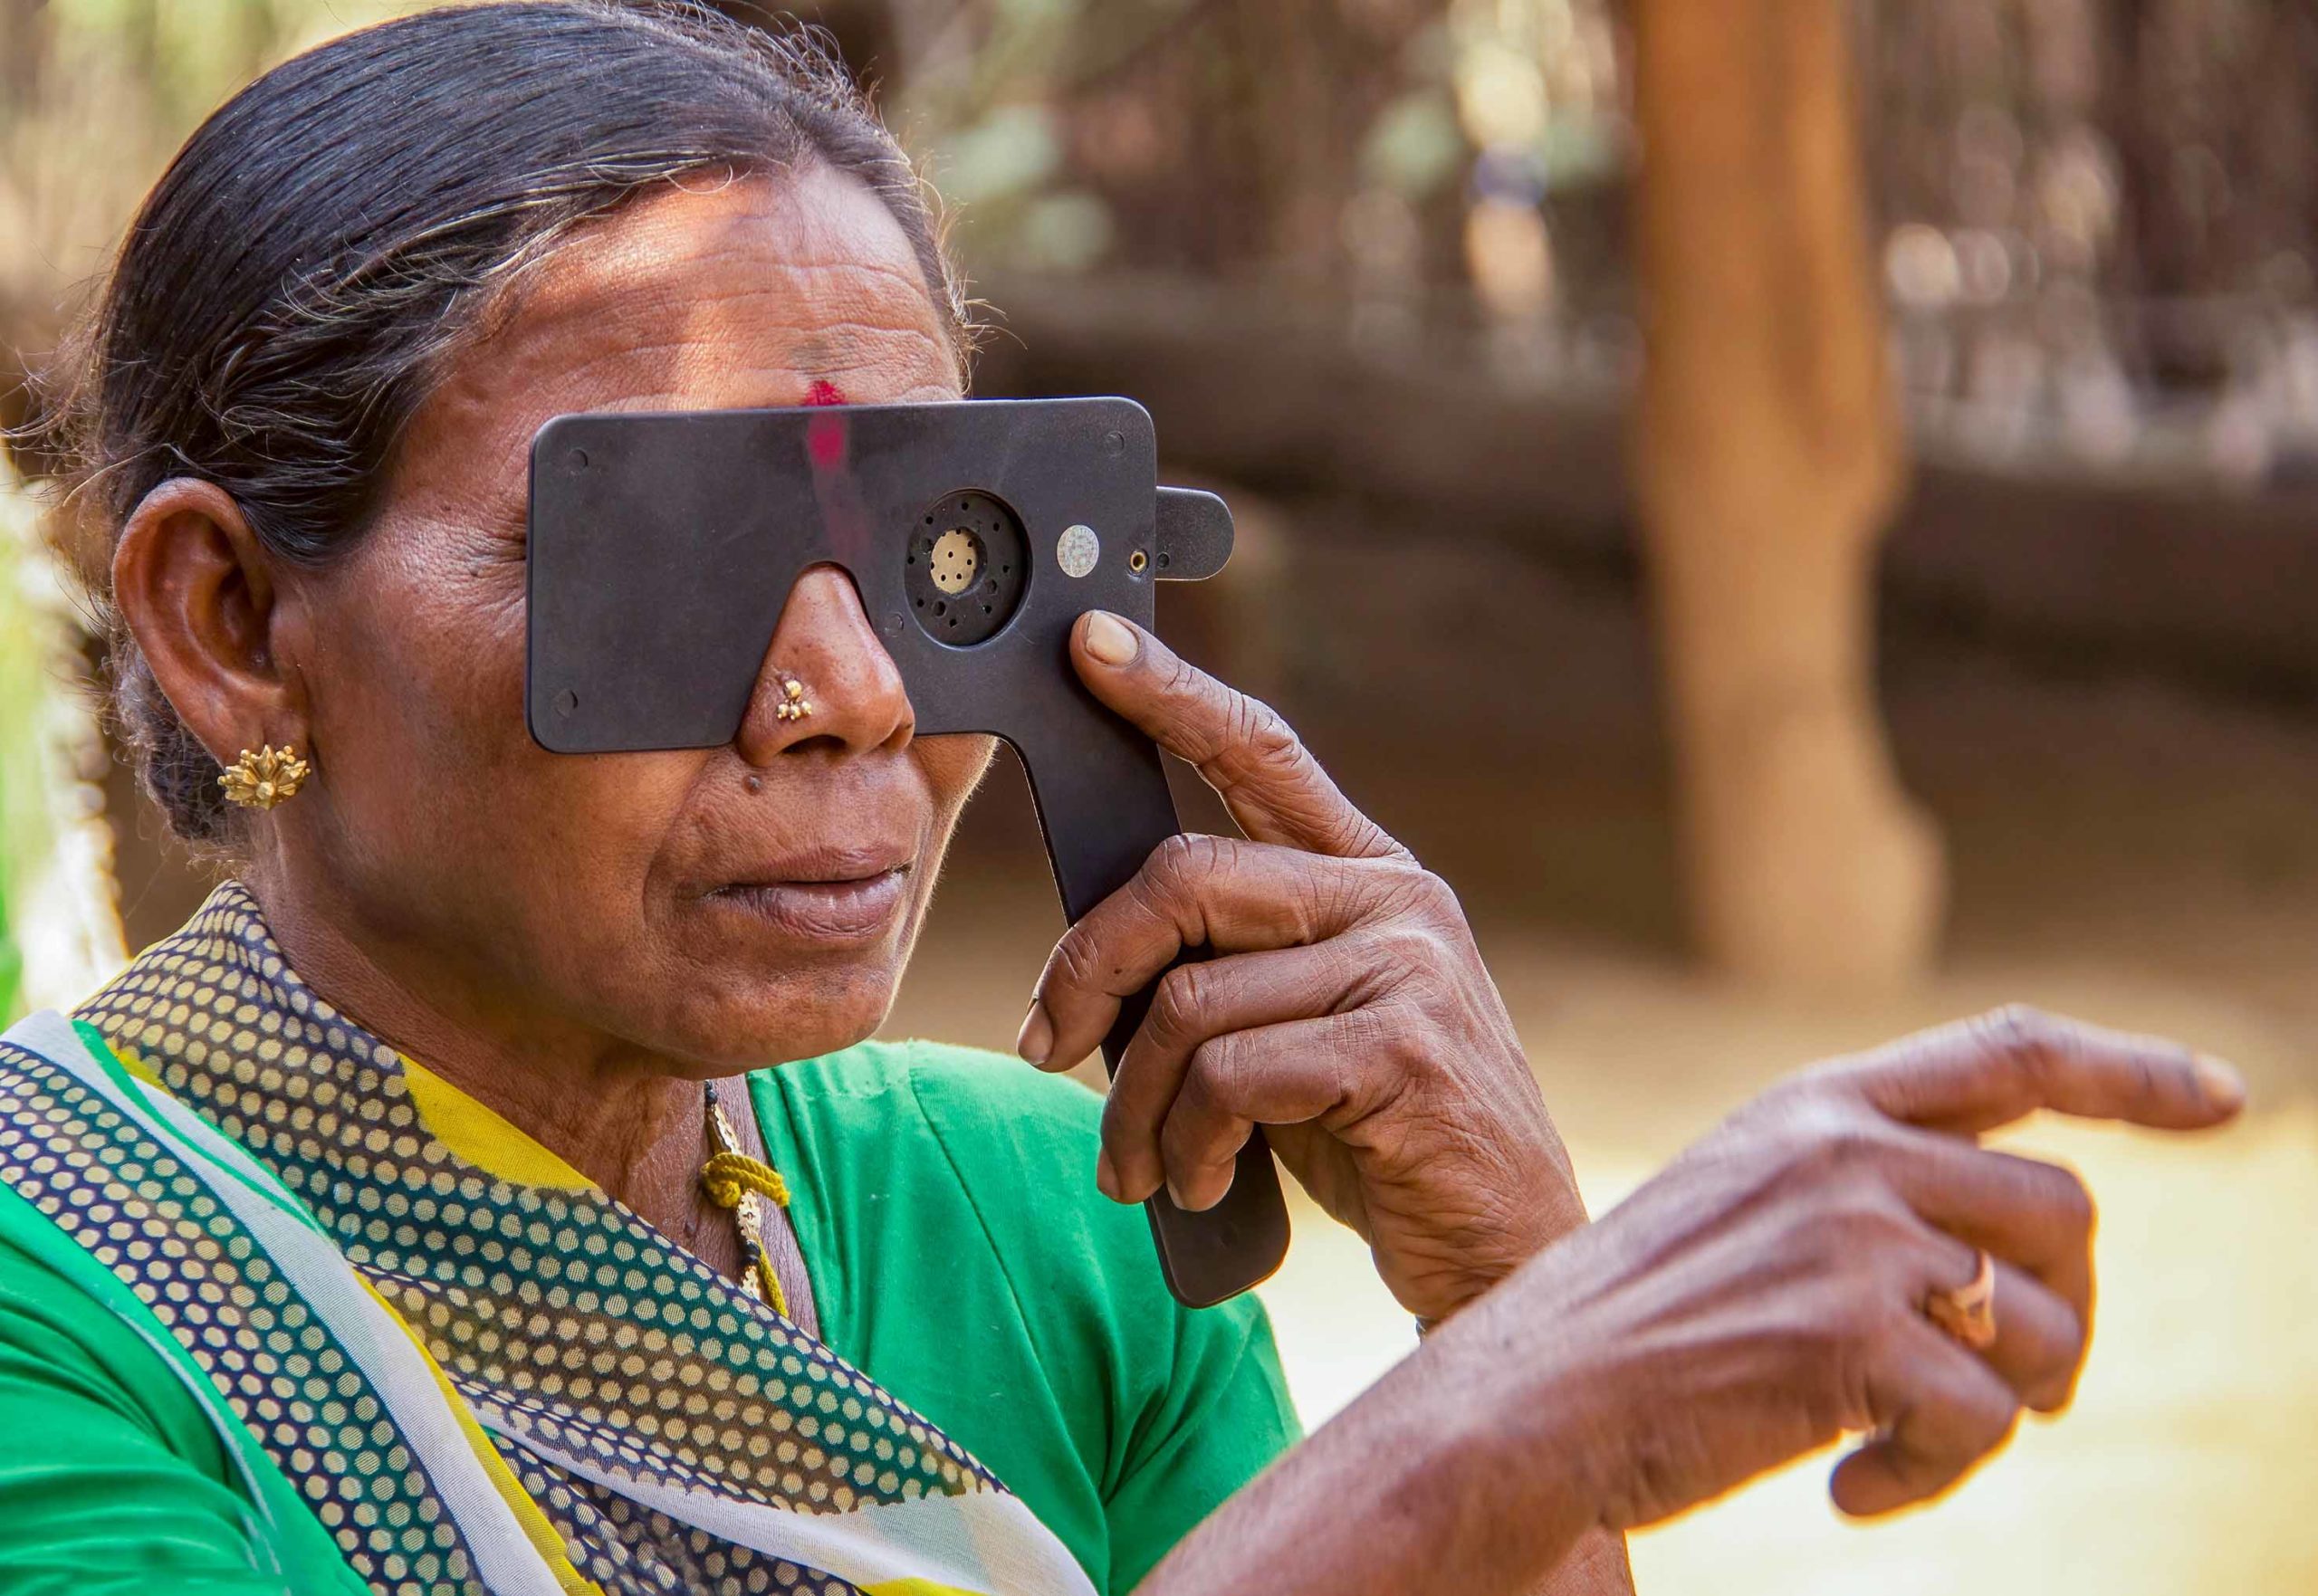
[1823,1006,2245,1137]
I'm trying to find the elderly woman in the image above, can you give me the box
[0,6,2241,1596]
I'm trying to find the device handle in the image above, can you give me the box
[1098,952,1291,1306]
[1020,720,1291,1308]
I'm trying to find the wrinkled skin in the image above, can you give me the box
[110,159,2243,1596]
[116,169,983,1211]
[113,161,1587,1333]
[1145,1008,2242,1596]
[1028,614,1585,1324]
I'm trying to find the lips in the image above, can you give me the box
[702,848,914,942]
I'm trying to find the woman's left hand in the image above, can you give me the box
[1017,611,1586,1325]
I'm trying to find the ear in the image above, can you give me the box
[111,479,302,768]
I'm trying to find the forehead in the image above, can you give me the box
[396,164,961,495]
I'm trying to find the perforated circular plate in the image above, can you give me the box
[906,489,1029,647]
[929,528,982,593]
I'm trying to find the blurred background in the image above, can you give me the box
[3,1,2314,1590]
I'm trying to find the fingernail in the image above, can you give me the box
[1014,1001,1053,1066]
[1164,1179,1188,1209]
[1083,611,1138,666]
[1095,1149,1121,1201]
[2193,1054,2246,1113]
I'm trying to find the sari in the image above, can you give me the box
[0,881,1097,1596]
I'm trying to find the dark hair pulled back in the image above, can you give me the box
[31,0,968,846]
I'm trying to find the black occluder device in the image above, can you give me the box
[526,397,1289,1308]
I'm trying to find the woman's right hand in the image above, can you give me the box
[1143,1007,2242,1596]
[1474,1005,2244,1530]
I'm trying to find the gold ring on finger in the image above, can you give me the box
[1924,1248,1998,1351]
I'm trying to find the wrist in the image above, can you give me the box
[1143,1316,1600,1596]
[1407,1174,1592,1327]
[1145,1224,1633,1595]
[1429,1228,1633,1535]
[1351,1298,1617,1586]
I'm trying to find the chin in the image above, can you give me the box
[631,959,901,1072]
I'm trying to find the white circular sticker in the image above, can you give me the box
[1057,523,1099,578]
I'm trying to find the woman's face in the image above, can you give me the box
[263,167,991,1071]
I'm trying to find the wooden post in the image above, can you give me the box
[1630,0,1944,985]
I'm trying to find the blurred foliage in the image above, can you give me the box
[879,0,2318,481]
[0,450,124,1018]
[4,0,2316,482]
[0,0,399,420]
[1866,0,2318,480]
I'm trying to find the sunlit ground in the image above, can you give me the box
[1258,1047,2318,1596]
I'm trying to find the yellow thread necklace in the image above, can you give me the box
[698,1080,792,1316]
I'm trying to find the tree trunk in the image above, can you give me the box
[1630,0,1944,986]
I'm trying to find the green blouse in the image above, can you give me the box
[0,1038,1299,1595]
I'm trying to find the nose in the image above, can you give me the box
[734,565,913,765]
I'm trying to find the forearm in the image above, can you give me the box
[1134,1294,1614,1596]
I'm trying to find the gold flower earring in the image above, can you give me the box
[773,675,815,723]
[218,743,311,810]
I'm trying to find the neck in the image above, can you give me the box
[244,869,711,1226]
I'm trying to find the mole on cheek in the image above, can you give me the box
[804,379,847,406]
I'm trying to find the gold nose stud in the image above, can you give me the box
[219,743,311,810]
[774,676,815,722]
